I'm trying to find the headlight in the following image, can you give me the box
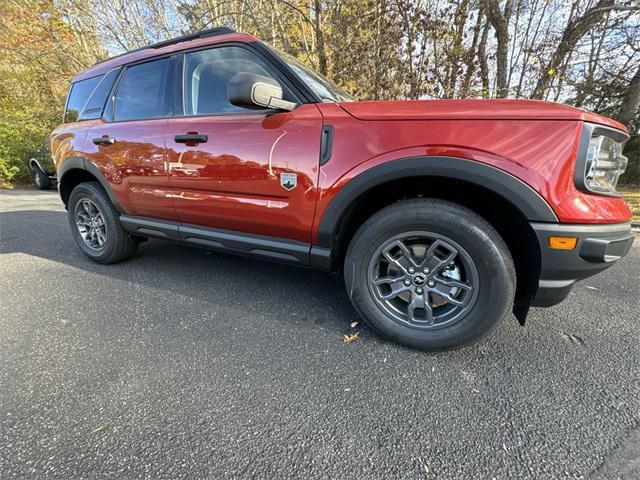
[577,124,628,195]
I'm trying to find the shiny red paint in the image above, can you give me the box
[50,121,87,169]
[311,101,632,243]
[166,105,322,242]
[339,99,628,131]
[52,32,633,253]
[81,118,178,220]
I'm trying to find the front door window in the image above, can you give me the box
[182,46,295,116]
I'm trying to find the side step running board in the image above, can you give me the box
[120,214,313,266]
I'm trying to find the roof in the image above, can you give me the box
[74,28,258,82]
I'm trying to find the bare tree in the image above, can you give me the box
[531,0,638,99]
[483,0,513,97]
[617,63,640,126]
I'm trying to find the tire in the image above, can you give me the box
[344,198,515,351]
[67,182,137,264]
[31,166,50,190]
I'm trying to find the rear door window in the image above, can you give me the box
[65,76,102,123]
[113,58,172,121]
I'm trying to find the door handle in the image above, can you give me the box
[93,136,115,145]
[174,133,208,144]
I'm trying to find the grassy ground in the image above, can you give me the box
[622,188,640,223]
[0,180,31,189]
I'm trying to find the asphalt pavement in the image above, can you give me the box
[1,189,639,479]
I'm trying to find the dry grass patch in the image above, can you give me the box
[621,187,640,223]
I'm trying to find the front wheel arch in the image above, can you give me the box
[320,170,543,323]
[316,156,557,251]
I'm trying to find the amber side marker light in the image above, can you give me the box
[548,236,578,250]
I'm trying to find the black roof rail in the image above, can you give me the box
[146,26,236,50]
[93,27,236,66]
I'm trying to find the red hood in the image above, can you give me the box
[338,99,627,132]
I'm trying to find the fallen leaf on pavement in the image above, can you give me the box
[418,457,430,473]
[343,332,360,343]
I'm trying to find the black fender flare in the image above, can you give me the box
[316,155,558,248]
[29,158,47,175]
[58,157,123,212]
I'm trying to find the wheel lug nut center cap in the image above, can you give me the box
[412,274,426,286]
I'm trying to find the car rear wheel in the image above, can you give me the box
[67,182,137,264]
[344,198,515,351]
[31,166,50,190]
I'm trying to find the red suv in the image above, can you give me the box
[51,28,634,350]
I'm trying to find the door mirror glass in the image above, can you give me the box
[228,72,296,111]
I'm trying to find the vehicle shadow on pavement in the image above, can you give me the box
[0,209,363,339]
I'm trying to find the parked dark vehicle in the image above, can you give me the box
[50,27,634,351]
[29,142,56,190]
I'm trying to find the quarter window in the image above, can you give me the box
[80,68,121,120]
[114,58,172,121]
[65,76,102,123]
[183,46,290,116]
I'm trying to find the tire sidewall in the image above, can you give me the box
[32,168,49,190]
[345,202,513,350]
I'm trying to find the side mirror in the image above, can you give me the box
[228,72,297,112]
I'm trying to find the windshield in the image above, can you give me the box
[269,46,353,103]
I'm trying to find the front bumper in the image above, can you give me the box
[530,222,635,307]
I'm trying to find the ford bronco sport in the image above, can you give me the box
[51,27,635,350]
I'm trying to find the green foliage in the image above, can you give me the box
[0,73,62,182]
[0,0,99,184]
[621,136,640,187]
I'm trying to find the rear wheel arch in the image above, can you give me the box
[58,157,123,212]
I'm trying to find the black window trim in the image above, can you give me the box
[99,41,316,124]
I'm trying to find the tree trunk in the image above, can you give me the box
[313,0,327,76]
[477,16,490,98]
[483,0,512,98]
[460,6,484,98]
[617,64,640,127]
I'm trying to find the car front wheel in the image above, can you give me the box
[344,198,515,351]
